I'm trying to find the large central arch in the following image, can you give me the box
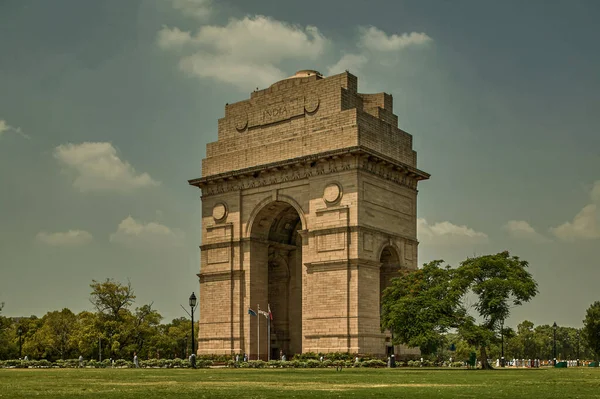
[248,200,304,360]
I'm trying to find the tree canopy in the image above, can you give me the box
[456,251,538,369]
[583,301,600,361]
[381,260,464,355]
[381,251,538,369]
[89,279,136,321]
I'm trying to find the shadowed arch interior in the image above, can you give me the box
[250,201,303,359]
[379,246,402,356]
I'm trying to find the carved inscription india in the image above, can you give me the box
[261,97,302,125]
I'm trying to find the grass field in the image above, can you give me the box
[1,367,599,398]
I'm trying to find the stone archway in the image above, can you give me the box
[248,200,304,360]
[189,70,430,359]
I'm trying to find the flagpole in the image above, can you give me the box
[247,310,250,360]
[257,304,260,361]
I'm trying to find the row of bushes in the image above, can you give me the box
[403,360,466,368]
[1,358,467,369]
[227,359,388,368]
[225,359,467,368]
[0,358,212,369]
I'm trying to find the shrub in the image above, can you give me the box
[293,352,319,361]
[198,354,231,363]
[36,360,52,368]
[196,359,213,368]
[114,359,132,368]
[361,359,386,368]
[267,360,281,368]
[246,360,266,369]
[324,352,355,361]
[280,361,292,368]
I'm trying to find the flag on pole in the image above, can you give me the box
[268,304,273,320]
[258,309,269,319]
[248,308,257,317]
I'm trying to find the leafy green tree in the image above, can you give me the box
[0,315,18,359]
[90,279,136,321]
[128,303,163,358]
[381,260,465,355]
[70,311,101,360]
[32,309,78,360]
[455,251,537,369]
[20,316,43,359]
[583,301,600,362]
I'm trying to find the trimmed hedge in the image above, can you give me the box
[0,357,465,369]
[0,358,210,369]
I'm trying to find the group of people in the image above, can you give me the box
[495,358,589,367]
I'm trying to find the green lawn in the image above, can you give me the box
[1,367,599,398]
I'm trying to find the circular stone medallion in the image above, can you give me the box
[304,95,320,113]
[323,183,341,204]
[234,111,248,132]
[212,203,227,221]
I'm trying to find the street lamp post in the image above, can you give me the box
[577,329,580,366]
[17,327,22,359]
[189,292,197,368]
[553,322,558,366]
[500,320,505,367]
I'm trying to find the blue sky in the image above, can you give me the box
[1,0,599,328]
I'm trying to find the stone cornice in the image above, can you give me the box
[198,270,244,283]
[200,225,419,248]
[189,146,429,197]
[304,258,382,271]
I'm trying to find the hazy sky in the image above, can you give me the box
[1,0,599,329]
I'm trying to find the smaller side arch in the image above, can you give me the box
[375,240,403,266]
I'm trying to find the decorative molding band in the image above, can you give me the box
[199,270,244,283]
[202,226,419,247]
[304,258,382,271]
[189,146,429,197]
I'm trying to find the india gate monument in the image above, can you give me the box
[188,70,430,360]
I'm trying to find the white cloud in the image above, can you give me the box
[157,26,193,50]
[110,216,185,249]
[170,0,212,20]
[327,26,433,76]
[179,53,288,90]
[503,220,551,243]
[54,142,159,193]
[550,204,600,241]
[157,15,328,91]
[358,27,432,52]
[36,230,93,246]
[158,8,433,91]
[326,53,368,77]
[591,180,600,203]
[549,180,600,241]
[0,119,29,140]
[418,218,488,245]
